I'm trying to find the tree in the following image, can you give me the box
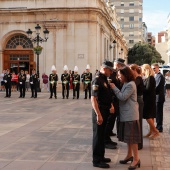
[128,43,165,65]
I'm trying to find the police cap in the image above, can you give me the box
[102,60,113,71]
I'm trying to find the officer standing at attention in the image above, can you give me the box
[72,66,80,99]
[18,70,26,98]
[61,65,70,99]
[91,60,115,168]
[83,64,92,99]
[3,69,12,98]
[30,69,38,98]
[49,65,58,99]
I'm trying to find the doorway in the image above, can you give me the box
[10,62,29,74]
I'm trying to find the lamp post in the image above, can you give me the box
[113,40,116,61]
[26,24,49,92]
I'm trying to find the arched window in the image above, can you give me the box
[6,34,33,49]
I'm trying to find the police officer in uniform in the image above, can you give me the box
[61,65,70,99]
[3,69,12,98]
[104,58,125,149]
[83,64,92,99]
[30,69,38,98]
[49,65,58,99]
[91,60,115,168]
[72,66,80,99]
[18,70,26,98]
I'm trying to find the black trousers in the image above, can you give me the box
[156,102,164,131]
[104,101,119,143]
[50,83,57,97]
[92,108,109,163]
[137,96,144,149]
[19,84,25,97]
[73,84,80,99]
[31,84,37,97]
[5,84,11,97]
[85,83,91,98]
[62,83,69,98]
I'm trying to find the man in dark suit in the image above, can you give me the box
[3,69,12,98]
[152,63,165,132]
[30,69,38,98]
[18,70,26,98]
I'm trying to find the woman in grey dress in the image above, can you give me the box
[110,67,141,170]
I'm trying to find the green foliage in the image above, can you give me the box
[128,43,165,65]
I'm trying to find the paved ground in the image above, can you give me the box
[0,91,169,170]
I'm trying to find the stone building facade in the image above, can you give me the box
[0,0,127,79]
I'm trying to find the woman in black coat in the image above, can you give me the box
[142,64,159,139]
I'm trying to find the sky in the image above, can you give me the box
[143,0,170,35]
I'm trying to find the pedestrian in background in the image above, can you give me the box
[30,69,38,98]
[165,71,170,97]
[18,70,26,98]
[42,73,49,92]
[0,70,6,91]
[130,64,144,150]
[142,64,159,139]
[151,63,165,133]
[25,71,30,91]
[3,69,12,98]
[110,66,141,170]
[11,72,17,91]
[49,65,58,99]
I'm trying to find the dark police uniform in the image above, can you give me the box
[61,73,70,99]
[83,72,92,99]
[92,71,113,166]
[30,73,38,98]
[72,73,80,99]
[3,72,12,97]
[49,73,58,99]
[104,70,121,147]
[18,73,26,98]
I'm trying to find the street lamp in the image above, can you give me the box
[26,24,49,92]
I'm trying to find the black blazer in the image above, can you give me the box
[154,72,165,103]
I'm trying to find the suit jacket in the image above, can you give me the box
[112,81,139,122]
[154,72,165,103]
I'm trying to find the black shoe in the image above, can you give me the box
[109,132,116,136]
[34,97,37,98]
[120,156,133,164]
[128,160,140,170]
[31,96,34,98]
[73,96,75,99]
[49,97,52,99]
[105,143,117,149]
[19,96,22,98]
[55,96,57,99]
[102,158,111,163]
[93,162,110,168]
[77,97,79,99]
[23,96,25,98]
[84,97,87,99]
[105,140,117,146]
[63,97,65,99]
[4,96,8,98]
[67,97,68,99]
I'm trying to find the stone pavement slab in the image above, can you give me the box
[0,91,169,170]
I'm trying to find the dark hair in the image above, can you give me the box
[119,66,135,82]
[129,64,142,74]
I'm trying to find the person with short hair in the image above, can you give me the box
[18,70,26,98]
[151,63,165,133]
[72,66,80,99]
[30,69,38,98]
[3,69,12,98]
[110,66,141,170]
[91,60,115,169]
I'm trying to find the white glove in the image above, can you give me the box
[30,82,33,84]
[20,82,22,85]
[4,80,7,83]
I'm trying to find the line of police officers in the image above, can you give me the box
[2,64,93,100]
